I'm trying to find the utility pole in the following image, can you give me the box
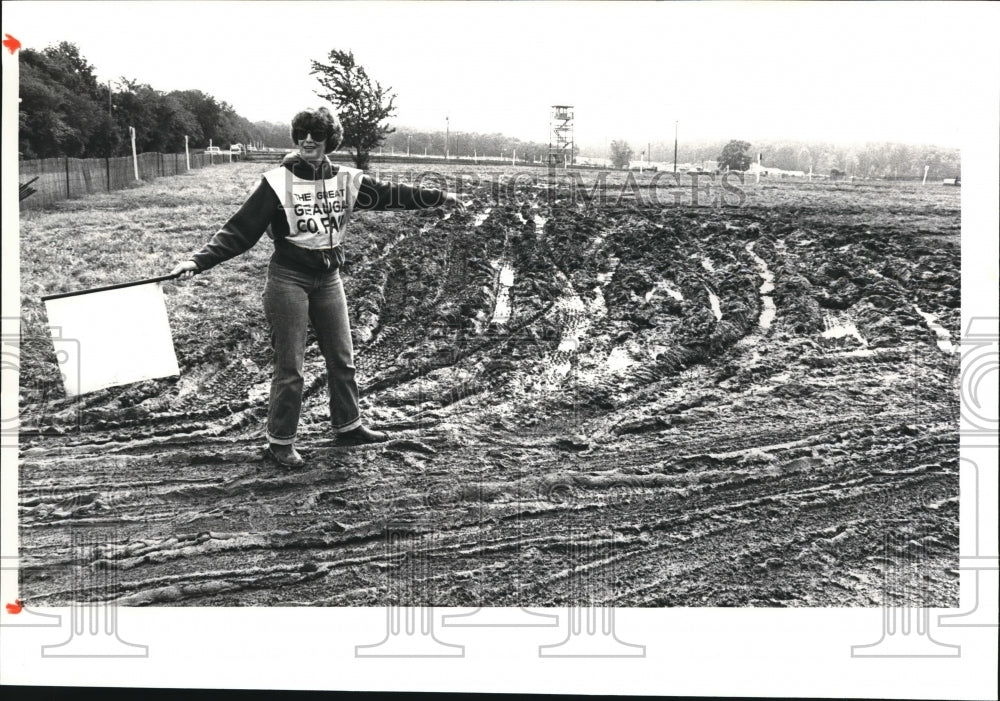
[407,135,411,157]
[673,121,678,173]
[445,116,450,160]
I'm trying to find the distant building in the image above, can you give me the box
[627,159,659,170]
[575,156,611,167]
[748,162,806,178]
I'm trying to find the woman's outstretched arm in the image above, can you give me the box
[173,179,280,277]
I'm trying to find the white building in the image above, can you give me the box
[748,162,806,177]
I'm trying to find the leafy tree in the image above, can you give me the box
[111,80,160,153]
[311,49,397,170]
[797,147,812,172]
[609,140,633,169]
[170,90,226,147]
[250,120,294,150]
[18,41,266,158]
[887,143,911,179]
[19,42,112,157]
[155,93,202,152]
[771,145,798,170]
[719,140,751,172]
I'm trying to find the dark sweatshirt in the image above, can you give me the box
[190,153,447,274]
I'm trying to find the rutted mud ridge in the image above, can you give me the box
[18,171,960,607]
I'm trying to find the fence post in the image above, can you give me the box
[106,156,111,191]
[185,135,190,171]
[175,152,178,174]
[130,126,139,181]
[65,156,70,198]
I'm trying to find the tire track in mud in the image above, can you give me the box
[351,206,524,407]
[24,415,955,607]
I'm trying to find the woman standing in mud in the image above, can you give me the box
[171,106,464,467]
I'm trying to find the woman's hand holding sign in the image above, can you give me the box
[170,260,199,281]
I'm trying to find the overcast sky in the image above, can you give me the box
[4,1,996,149]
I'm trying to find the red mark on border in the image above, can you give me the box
[3,34,22,55]
[6,599,23,614]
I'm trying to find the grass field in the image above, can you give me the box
[17,161,961,607]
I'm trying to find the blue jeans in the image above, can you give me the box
[262,257,361,445]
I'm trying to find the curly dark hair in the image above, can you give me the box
[290,107,343,154]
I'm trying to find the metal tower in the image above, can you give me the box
[548,105,575,168]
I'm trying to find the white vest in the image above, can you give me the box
[262,164,363,250]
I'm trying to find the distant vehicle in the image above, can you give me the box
[205,146,222,154]
[230,143,244,153]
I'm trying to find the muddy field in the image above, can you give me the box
[16,164,961,607]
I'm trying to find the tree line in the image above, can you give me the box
[18,41,291,159]
[21,41,959,179]
[376,128,550,162]
[587,136,960,179]
[17,42,549,165]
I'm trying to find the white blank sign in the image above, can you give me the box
[44,282,180,396]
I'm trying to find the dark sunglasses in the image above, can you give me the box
[293,129,328,142]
